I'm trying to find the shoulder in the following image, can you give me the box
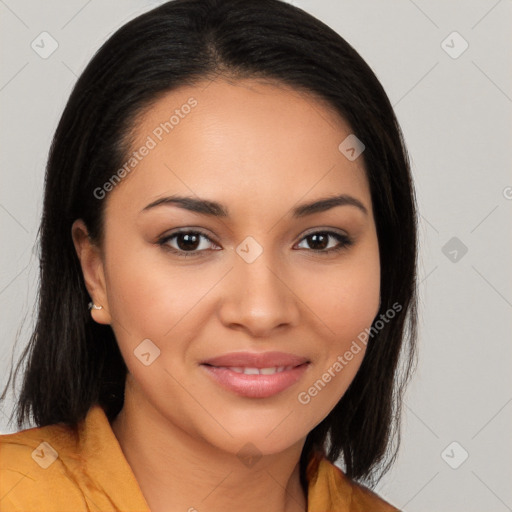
[0,420,87,511]
[307,451,401,511]
[0,405,150,512]
[344,474,400,511]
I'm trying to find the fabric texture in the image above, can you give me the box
[0,404,399,511]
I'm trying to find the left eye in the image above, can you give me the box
[295,231,352,254]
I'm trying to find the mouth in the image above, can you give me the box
[200,351,310,398]
[203,365,299,375]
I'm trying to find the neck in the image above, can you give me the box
[111,375,308,512]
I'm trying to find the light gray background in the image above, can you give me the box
[1,1,511,511]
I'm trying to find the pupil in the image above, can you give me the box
[178,233,199,251]
[309,233,327,250]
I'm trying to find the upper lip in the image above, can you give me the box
[201,351,309,368]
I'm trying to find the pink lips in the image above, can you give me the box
[202,351,309,368]
[200,351,310,399]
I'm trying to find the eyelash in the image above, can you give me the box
[157,229,353,258]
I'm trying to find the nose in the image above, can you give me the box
[218,253,301,338]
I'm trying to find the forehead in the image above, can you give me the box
[107,78,371,220]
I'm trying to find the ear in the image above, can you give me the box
[71,219,112,325]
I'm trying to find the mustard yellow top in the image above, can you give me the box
[0,404,399,511]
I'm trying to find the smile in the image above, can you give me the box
[200,362,310,398]
[213,365,295,375]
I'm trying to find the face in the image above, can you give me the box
[73,78,380,456]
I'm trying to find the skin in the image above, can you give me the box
[72,78,380,512]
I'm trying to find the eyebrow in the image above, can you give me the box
[141,193,368,218]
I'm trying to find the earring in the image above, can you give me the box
[88,302,103,310]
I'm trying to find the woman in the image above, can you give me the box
[0,0,417,510]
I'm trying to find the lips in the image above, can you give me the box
[200,351,310,398]
[201,351,309,369]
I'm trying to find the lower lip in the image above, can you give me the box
[200,363,310,398]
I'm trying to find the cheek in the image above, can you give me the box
[307,244,380,343]
[295,237,380,403]
[294,275,379,430]
[330,266,380,338]
[102,237,214,339]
